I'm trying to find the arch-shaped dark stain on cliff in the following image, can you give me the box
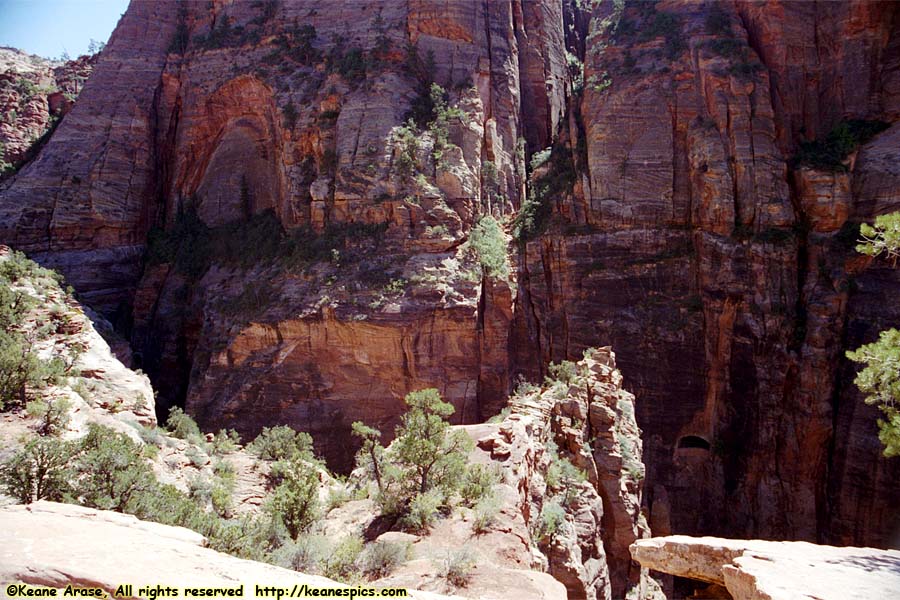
[171,75,285,227]
[677,435,711,451]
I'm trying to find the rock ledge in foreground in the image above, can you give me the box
[630,535,900,600]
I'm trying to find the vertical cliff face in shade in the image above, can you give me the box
[510,0,900,548]
[0,0,899,564]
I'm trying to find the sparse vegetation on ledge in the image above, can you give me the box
[145,207,388,278]
[792,119,889,171]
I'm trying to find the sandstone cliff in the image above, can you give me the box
[0,48,95,177]
[0,0,898,563]
[318,347,657,600]
[512,0,900,548]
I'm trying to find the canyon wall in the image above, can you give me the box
[0,0,899,559]
[511,0,900,547]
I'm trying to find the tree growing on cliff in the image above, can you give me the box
[0,252,69,410]
[0,436,75,503]
[847,212,900,456]
[352,389,475,528]
[265,457,321,539]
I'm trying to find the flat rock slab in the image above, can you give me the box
[630,535,900,600]
[0,502,456,600]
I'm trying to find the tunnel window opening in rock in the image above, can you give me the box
[677,435,711,451]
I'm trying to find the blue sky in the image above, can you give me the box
[0,0,130,59]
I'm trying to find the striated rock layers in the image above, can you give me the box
[0,0,567,470]
[331,348,657,600]
[0,0,899,564]
[475,347,658,600]
[0,47,95,175]
[511,0,900,549]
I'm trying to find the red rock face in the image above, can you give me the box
[0,0,899,561]
[510,0,900,547]
[0,49,94,172]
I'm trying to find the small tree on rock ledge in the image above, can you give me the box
[847,212,900,457]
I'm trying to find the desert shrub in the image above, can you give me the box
[197,15,239,50]
[168,4,190,55]
[247,425,315,462]
[188,473,214,504]
[26,397,71,436]
[74,424,157,512]
[0,317,66,412]
[440,548,475,587]
[391,389,473,504]
[535,500,566,542]
[393,120,419,179]
[211,481,234,518]
[487,406,512,424]
[325,486,351,512]
[856,212,900,265]
[165,406,204,444]
[0,435,75,503]
[352,420,387,496]
[459,464,499,506]
[323,535,364,582]
[427,84,464,164]
[513,143,575,241]
[326,40,367,83]
[472,494,501,533]
[400,487,444,532]
[210,428,241,455]
[135,423,166,447]
[467,216,509,280]
[264,457,320,539]
[546,359,579,385]
[847,326,900,457]
[358,540,411,579]
[545,446,587,507]
[638,9,685,59]
[273,534,329,573]
[185,444,209,468]
[353,389,476,523]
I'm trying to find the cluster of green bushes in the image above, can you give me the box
[512,143,576,241]
[267,24,319,66]
[242,423,419,582]
[145,207,387,279]
[0,410,272,561]
[351,389,499,537]
[0,252,74,412]
[615,4,685,60]
[792,120,889,171]
[194,14,266,50]
[465,216,509,280]
[265,18,395,85]
[167,4,190,55]
[393,82,466,180]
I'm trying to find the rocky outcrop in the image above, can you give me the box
[0,502,455,600]
[630,535,900,600]
[316,347,654,599]
[0,246,156,447]
[0,48,94,174]
[476,348,658,600]
[1,0,899,559]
